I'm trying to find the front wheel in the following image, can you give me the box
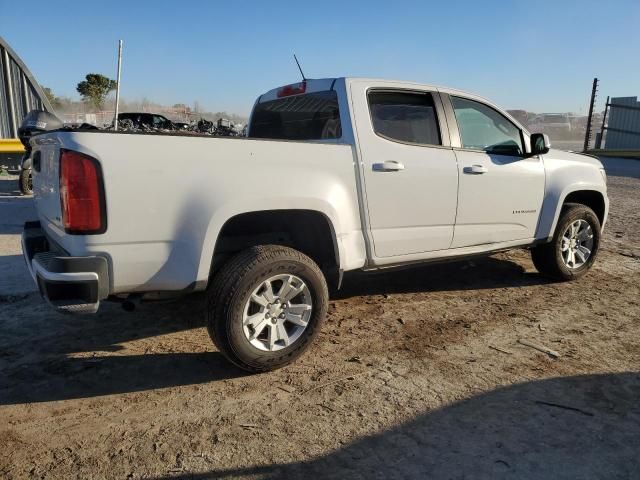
[531,203,601,281]
[206,245,328,373]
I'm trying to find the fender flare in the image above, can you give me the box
[540,184,608,242]
[195,201,348,284]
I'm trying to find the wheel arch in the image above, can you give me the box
[539,186,608,242]
[205,208,342,289]
[563,190,606,226]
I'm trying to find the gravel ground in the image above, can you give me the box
[1,158,639,479]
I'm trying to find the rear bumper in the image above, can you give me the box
[22,221,109,313]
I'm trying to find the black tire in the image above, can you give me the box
[531,203,601,281]
[19,169,32,195]
[206,245,328,373]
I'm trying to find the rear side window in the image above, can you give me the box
[451,96,523,155]
[153,115,168,127]
[368,91,441,146]
[249,91,341,140]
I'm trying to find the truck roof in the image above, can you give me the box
[258,77,491,105]
[256,77,529,133]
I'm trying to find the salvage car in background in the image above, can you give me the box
[117,112,177,131]
[21,77,608,373]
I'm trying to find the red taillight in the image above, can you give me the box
[59,149,106,234]
[277,81,307,98]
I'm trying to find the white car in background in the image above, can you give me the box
[530,113,573,136]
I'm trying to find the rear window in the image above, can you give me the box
[249,91,341,140]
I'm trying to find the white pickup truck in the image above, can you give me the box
[22,77,608,372]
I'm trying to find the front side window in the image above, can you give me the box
[249,91,341,140]
[368,91,441,146]
[451,96,523,155]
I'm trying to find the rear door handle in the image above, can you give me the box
[372,161,405,172]
[463,164,488,174]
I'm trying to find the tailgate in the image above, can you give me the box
[32,141,64,231]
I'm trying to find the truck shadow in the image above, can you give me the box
[152,372,640,479]
[0,176,22,197]
[335,255,550,299]
[0,294,248,405]
[0,350,244,405]
[0,254,37,297]
[0,256,549,405]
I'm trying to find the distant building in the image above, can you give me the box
[605,97,640,150]
[506,109,530,126]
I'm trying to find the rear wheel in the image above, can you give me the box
[531,203,600,280]
[206,245,328,373]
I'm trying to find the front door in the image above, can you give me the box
[446,95,545,248]
[351,83,459,258]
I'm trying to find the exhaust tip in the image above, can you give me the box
[122,300,136,312]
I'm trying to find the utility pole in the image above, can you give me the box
[583,77,598,152]
[113,40,123,131]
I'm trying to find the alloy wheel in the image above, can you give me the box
[561,219,594,269]
[242,274,313,351]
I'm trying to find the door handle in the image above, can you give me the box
[463,164,488,174]
[372,161,405,172]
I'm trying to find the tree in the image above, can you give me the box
[76,73,117,111]
[42,87,62,109]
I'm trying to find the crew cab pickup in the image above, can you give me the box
[22,77,608,372]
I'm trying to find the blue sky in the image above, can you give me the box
[2,0,638,115]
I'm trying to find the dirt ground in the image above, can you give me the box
[1,158,639,479]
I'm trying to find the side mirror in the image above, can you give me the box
[530,133,551,155]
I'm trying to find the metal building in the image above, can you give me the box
[604,96,640,150]
[0,35,53,170]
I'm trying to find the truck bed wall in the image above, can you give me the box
[35,132,366,294]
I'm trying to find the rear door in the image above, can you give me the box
[351,81,459,258]
[442,94,545,247]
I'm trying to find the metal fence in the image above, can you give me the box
[63,111,114,127]
[0,35,53,139]
[598,97,640,150]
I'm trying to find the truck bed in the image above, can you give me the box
[31,129,364,294]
